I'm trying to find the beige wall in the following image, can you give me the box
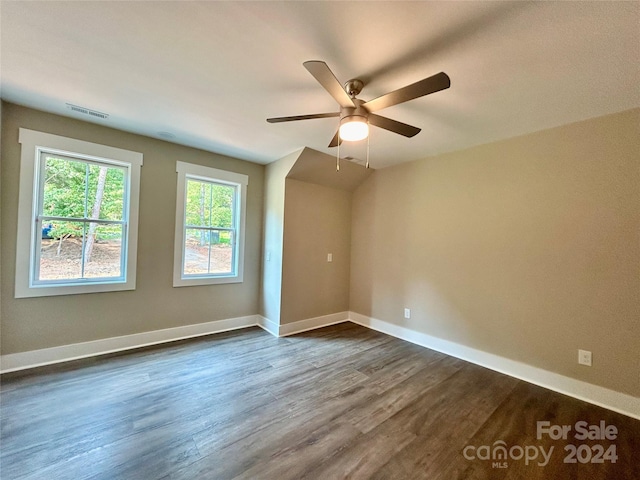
[281,179,351,324]
[0,100,3,344]
[1,102,264,354]
[350,108,640,397]
[3,100,638,399]
[259,150,300,324]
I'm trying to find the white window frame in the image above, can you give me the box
[15,128,143,298]
[173,161,248,287]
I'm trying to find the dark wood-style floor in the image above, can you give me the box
[1,323,638,480]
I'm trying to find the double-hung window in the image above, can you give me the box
[15,129,143,297]
[173,161,247,286]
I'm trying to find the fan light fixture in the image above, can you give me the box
[339,115,369,141]
[267,61,451,171]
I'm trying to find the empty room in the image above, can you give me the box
[0,1,638,479]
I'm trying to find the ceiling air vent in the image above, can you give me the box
[66,103,109,119]
[342,156,367,166]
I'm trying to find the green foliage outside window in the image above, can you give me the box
[185,178,234,245]
[43,155,125,241]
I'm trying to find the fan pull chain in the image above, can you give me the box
[366,121,370,169]
[336,132,340,171]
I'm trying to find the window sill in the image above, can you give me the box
[172,274,243,288]
[15,279,136,298]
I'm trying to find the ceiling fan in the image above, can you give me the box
[267,61,451,147]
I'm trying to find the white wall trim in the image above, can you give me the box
[349,312,640,420]
[0,311,350,373]
[4,308,636,420]
[257,315,280,337]
[257,311,350,337]
[173,161,248,288]
[15,128,144,298]
[0,315,260,373]
[278,311,350,337]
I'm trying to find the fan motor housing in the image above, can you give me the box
[340,98,369,122]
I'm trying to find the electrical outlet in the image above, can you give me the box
[404,308,411,319]
[327,253,333,262]
[578,349,592,366]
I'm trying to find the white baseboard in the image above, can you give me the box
[0,311,349,373]
[0,315,260,373]
[349,311,640,420]
[257,315,279,337]
[4,309,637,420]
[257,311,349,337]
[278,311,350,336]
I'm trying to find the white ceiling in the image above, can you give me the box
[1,1,638,168]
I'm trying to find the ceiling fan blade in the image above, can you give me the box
[363,72,450,113]
[368,114,421,137]
[267,112,339,123]
[328,129,342,148]
[303,61,355,109]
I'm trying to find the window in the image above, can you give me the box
[174,162,247,286]
[15,129,143,298]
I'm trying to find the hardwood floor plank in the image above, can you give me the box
[16,426,201,480]
[2,324,637,480]
[301,411,418,479]
[430,381,559,480]
[230,421,362,480]
[342,356,463,434]
[190,381,375,463]
[377,364,518,437]
[368,365,519,480]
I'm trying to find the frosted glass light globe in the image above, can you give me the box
[339,117,369,141]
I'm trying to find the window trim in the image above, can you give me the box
[15,128,143,298]
[173,161,248,287]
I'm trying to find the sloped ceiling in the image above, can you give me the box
[1,1,638,168]
[287,148,373,192]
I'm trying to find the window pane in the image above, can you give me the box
[42,155,87,218]
[185,179,212,227]
[87,164,125,221]
[83,224,123,278]
[39,221,85,281]
[174,162,246,286]
[183,228,210,275]
[210,230,234,274]
[38,221,124,281]
[210,184,235,228]
[42,155,126,222]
